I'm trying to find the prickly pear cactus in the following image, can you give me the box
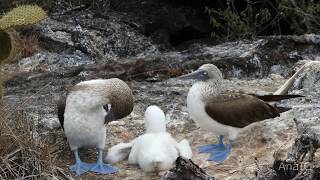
[0,30,11,62]
[0,30,19,64]
[0,30,18,103]
[0,4,46,63]
[0,5,47,30]
[0,5,47,103]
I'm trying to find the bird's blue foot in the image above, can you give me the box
[198,135,233,163]
[198,143,226,153]
[70,149,92,175]
[90,163,118,174]
[69,161,92,175]
[198,135,225,153]
[89,148,118,174]
[207,145,231,162]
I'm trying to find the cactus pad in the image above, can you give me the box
[0,5,47,30]
[0,30,19,64]
[0,30,12,62]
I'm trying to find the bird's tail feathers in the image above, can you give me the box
[56,95,67,130]
[256,94,304,102]
[275,106,292,113]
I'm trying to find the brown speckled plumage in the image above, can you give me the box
[204,92,301,128]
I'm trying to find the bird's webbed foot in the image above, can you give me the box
[90,162,118,174]
[69,150,93,175]
[207,143,232,162]
[89,148,118,174]
[198,135,225,153]
[69,160,92,175]
[198,135,233,162]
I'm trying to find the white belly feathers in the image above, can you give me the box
[64,90,107,150]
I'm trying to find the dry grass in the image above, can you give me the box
[19,31,41,59]
[0,108,61,179]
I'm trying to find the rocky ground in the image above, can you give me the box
[2,1,320,179]
[3,54,320,180]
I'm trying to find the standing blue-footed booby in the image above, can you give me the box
[57,78,133,175]
[105,105,192,172]
[179,64,303,162]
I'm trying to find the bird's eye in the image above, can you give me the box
[203,71,208,75]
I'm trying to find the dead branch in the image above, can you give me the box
[162,157,215,180]
[287,119,320,163]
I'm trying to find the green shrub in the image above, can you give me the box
[206,0,320,42]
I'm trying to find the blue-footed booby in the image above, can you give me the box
[179,64,303,162]
[105,105,192,172]
[57,78,134,175]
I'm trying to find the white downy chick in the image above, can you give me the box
[105,105,192,172]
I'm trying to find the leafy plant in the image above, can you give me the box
[206,0,320,42]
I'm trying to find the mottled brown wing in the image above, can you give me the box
[204,93,281,128]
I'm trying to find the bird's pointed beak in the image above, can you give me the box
[178,69,208,81]
[105,110,117,123]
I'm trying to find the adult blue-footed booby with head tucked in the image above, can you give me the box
[179,64,303,162]
[57,78,133,175]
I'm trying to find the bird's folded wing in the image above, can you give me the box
[105,140,136,164]
[224,90,304,101]
[252,94,304,102]
[204,93,281,128]
[176,139,192,159]
[57,95,66,130]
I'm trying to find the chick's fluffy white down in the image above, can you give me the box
[128,133,179,172]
